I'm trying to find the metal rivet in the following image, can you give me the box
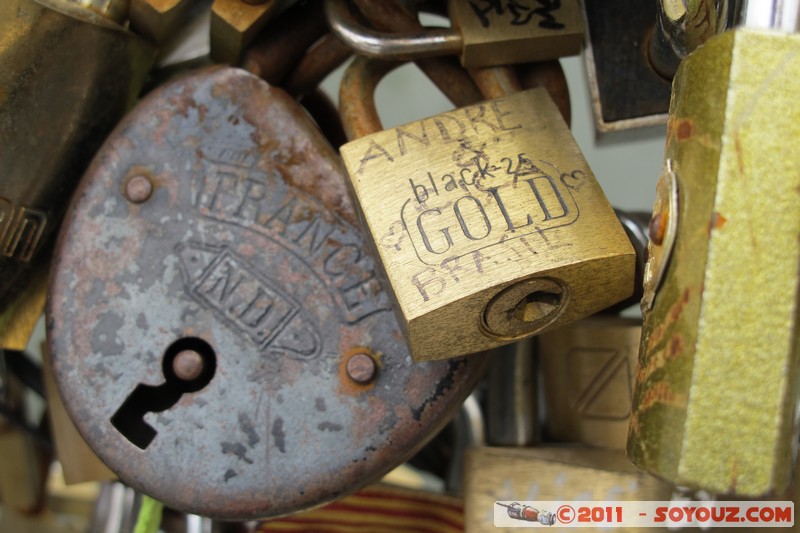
[346,352,377,384]
[125,174,153,204]
[173,350,205,382]
[648,212,666,246]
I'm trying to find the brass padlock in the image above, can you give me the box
[48,67,487,519]
[539,315,641,450]
[338,57,635,361]
[325,0,584,68]
[0,0,155,351]
[464,447,673,533]
[628,9,800,496]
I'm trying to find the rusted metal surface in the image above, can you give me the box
[298,89,348,149]
[339,56,398,139]
[48,67,487,519]
[241,0,328,85]
[467,65,522,100]
[350,0,483,107]
[283,33,353,97]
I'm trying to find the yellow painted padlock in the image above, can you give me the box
[628,12,800,496]
[339,58,635,361]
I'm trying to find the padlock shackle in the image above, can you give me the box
[339,57,523,140]
[283,33,353,97]
[339,57,399,140]
[324,0,462,61]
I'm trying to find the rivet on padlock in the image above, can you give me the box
[48,67,487,519]
[338,57,635,361]
[325,0,584,68]
[628,3,800,496]
[0,0,156,351]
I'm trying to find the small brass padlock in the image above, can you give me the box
[539,315,641,451]
[339,57,635,361]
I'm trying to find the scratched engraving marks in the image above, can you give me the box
[0,196,47,262]
[401,155,580,266]
[192,155,390,325]
[467,0,566,29]
[177,243,320,360]
[567,347,633,420]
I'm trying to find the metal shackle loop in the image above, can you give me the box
[339,57,525,140]
[324,0,462,60]
[339,57,400,140]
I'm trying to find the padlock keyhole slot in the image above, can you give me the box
[111,337,217,449]
[514,291,562,323]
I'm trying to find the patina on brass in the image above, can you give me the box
[628,29,800,496]
[210,0,288,64]
[0,0,155,350]
[129,0,194,43]
[448,0,583,68]
[340,86,634,361]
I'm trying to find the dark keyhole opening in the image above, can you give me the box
[111,337,216,449]
[513,291,562,323]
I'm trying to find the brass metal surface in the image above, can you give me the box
[210,0,286,63]
[340,88,635,361]
[448,0,584,68]
[0,0,155,350]
[129,0,193,43]
[465,446,672,533]
[628,29,800,496]
[539,316,640,450]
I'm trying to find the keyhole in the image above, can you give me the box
[513,291,562,323]
[111,337,217,449]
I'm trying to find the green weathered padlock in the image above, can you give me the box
[0,0,155,350]
[338,57,635,361]
[628,5,800,496]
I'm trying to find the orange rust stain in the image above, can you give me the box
[677,119,693,141]
[337,346,381,396]
[668,334,685,359]
[712,211,727,230]
[639,381,684,412]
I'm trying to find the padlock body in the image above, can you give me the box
[628,29,800,496]
[539,316,639,450]
[341,88,634,361]
[0,0,154,349]
[465,447,671,532]
[449,0,584,67]
[47,67,487,518]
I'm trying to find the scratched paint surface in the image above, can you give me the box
[47,67,487,519]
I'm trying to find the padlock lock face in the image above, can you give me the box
[47,67,487,519]
[448,0,584,67]
[340,88,635,361]
[539,317,640,450]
